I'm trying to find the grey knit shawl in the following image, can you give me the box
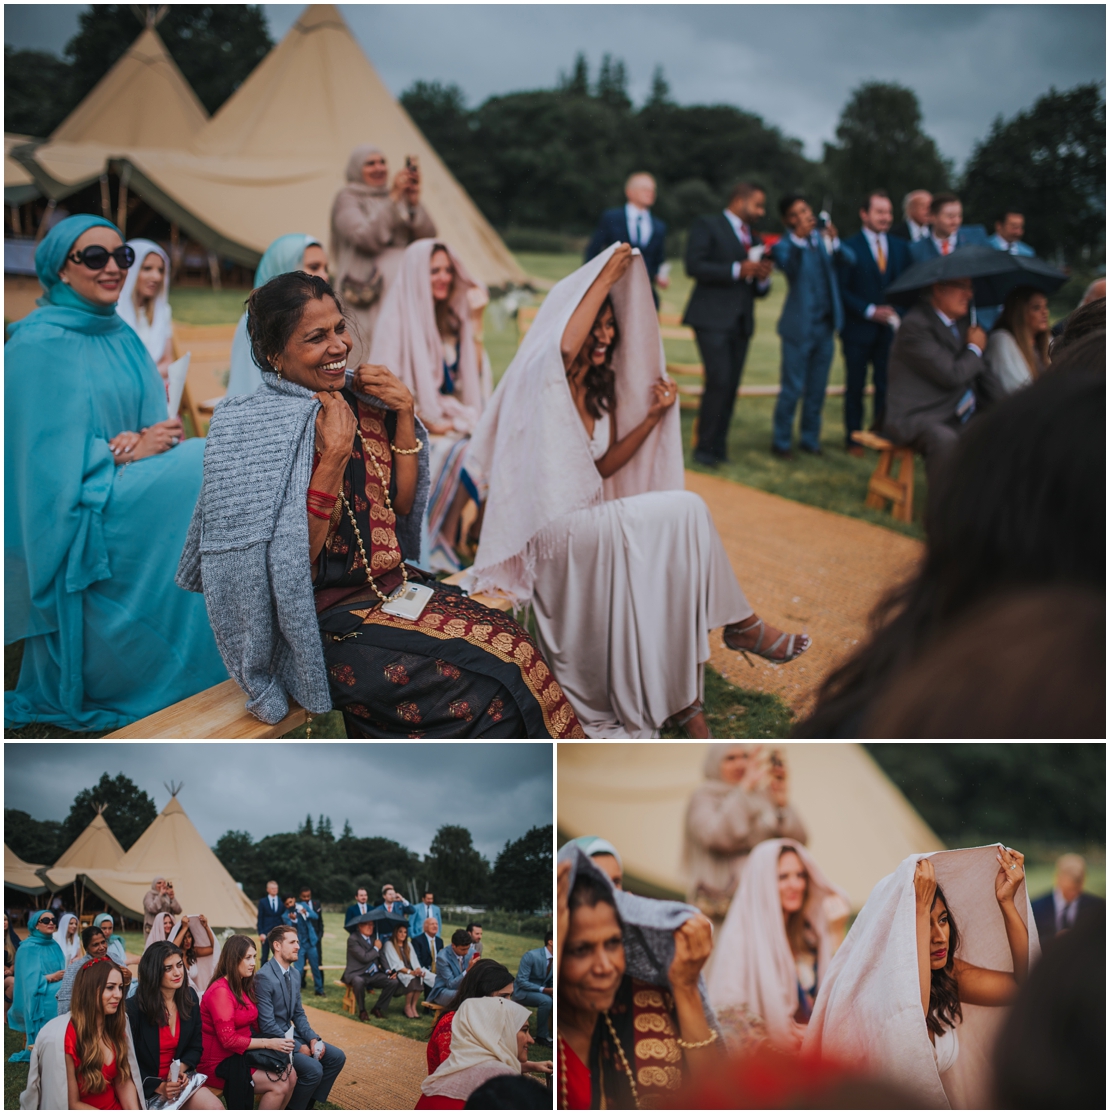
[557,844,721,1033]
[176,371,430,724]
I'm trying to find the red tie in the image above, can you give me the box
[940,238,950,255]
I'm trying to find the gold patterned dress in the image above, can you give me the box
[315,390,582,738]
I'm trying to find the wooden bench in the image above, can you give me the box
[104,679,307,739]
[851,430,916,523]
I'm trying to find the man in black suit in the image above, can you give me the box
[256,879,284,963]
[683,181,774,466]
[837,189,913,454]
[411,916,444,974]
[1031,854,1105,945]
[585,172,669,305]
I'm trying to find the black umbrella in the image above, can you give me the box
[344,907,409,934]
[884,245,1068,308]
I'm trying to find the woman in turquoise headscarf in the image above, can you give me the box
[225,233,327,395]
[8,910,66,1062]
[93,913,128,966]
[5,214,227,732]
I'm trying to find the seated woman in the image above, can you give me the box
[556,844,721,1109]
[8,911,65,1063]
[417,996,551,1109]
[197,935,297,1110]
[167,916,219,996]
[5,215,226,733]
[370,239,492,570]
[116,239,174,382]
[125,941,222,1110]
[803,846,1035,1108]
[64,958,140,1109]
[382,925,431,1019]
[985,286,1050,393]
[92,916,128,969]
[178,271,582,738]
[226,233,329,397]
[465,244,809,738]
[57,915,82,969]
[4,914,16,1014]
[427,959,515,1072]
[709,838,848,1053]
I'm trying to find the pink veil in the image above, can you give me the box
[708,838,848,1051]
[369,238,488,432]
[168,916,222,996]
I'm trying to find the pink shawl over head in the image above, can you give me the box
[464,244,684,602]
[168,916,221,997]
[368,238,488,432]
[708,838,848,1051]
[802,845,1040,1109]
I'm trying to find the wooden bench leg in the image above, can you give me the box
[893,448,915,523]
[865,449,893,510]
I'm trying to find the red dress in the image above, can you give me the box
[427,1010,455,1074]
[415,1097,465,1110]
[198,977,258,1090]
[559,1037,591,1110]
[158,1012,180,1079]
[64,1021,123,1110]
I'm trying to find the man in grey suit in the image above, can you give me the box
[884,277,1001,482]
[256,925,347,1109]
[342,916,401,1021]
[426,928,477,1005]
[512,931,553,1045]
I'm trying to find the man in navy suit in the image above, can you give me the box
[585,172,668,305]
[256,880,285,963]
[770,195,845,458]
[344,887,371,934]
[838,189,913,454]
[512,931,553,1046]
[909,192,989,263]
[410,916,444,974]
[379,882,415,921]
[1030,854,1105,945]
[255,924,347,1109]
[682,181,774,466]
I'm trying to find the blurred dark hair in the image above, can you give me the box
[466,922,482,934]
[213,934,257,1006]
[926,886,962,1039]
[993,903,1104,1108]
[268,923,296,952]
[799,362,1104,736]
[246,271,342,373]
[465,1074,550,1109]
[136,941,194,1027]
[860,189,890,213]
[451,928,471,948]
[81,925,104,950]
[995,206,1024,225]
[444,958,513,1012]
[568,870,618,913]
[728,181,764,204]
[779,193,806,220]
[930,190,960,214]
[864,587,1105,738]
[578,297,618,420]
[1051,302,1105,360]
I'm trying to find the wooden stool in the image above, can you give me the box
[851,431,916,523]
[422,1000,446,1020]
[341,983,355,1016]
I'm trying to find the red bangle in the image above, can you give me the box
[307,506,332,520]
[307,488,337,502]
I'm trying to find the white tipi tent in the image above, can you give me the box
[74,793,257,929]
[558,743,944,911]
[40,807,127,892]
[4,844,48,896]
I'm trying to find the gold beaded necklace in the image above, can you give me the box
[338,425,408,604]
[603,1012,640,1109]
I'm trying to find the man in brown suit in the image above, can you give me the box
[884,277,1002,482]
[342,917,402,1021]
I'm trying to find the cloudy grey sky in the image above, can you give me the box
[4,4,1104,167]
[4,743,552,859]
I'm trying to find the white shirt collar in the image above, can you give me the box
[908,218,928,241]
[862,227,887,247]
[274,955,293,974]
[1053,888,1077,923]
[723,208,746,238]
[934,308,958,328]
[626,202,649,218]
[544,946,553,960]
[932,230,957,250]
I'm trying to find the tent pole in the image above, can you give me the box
[207,251,222,291]
[116,166,131,237]
[170,223,181,283]
[99,174,112,220]
[10,204,21,237]
[35,199,57,242]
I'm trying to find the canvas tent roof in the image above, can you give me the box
[15,28,208,201]
[5,844,48,896]
[40,810,126,890]
[558,743,944,911]
[72,796,256,929]
[18,5,525,283]
[5,133,40,205]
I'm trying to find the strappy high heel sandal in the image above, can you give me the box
[724,616,810,666]
[664,700,711,738]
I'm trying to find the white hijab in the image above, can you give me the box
[56,914,81,967]
[709,838,848,1050]
[464,244,683,602]
[368,238,490,432]
[420,995,528,1099]
[116,239,173,362]
[802,845,1040,1109]
[144,911,178,951]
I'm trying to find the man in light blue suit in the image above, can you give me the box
[409,890,443,939]
[427,928,477,1005]
[909,192,989,263]
[770,195,845,457]
[512,930,553,1046]
[980,207,1037,329]
[281,894,324,997]
[255,924,347,1109]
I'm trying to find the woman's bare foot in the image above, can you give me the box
[684,711,710,738]
[723,615,810,663]
[665,702,710,738]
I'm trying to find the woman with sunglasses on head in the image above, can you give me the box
[5,214,226,734]
[8,910,66,1063]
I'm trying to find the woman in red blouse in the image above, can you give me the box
[427,959,516,1074]
[197,935,297,1108]
[64,957,140,1110]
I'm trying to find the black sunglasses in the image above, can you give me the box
[37,917,56,925]
[66,245,136,271]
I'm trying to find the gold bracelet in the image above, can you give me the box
[675,1029,719,1050]
[390,438,423,455]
